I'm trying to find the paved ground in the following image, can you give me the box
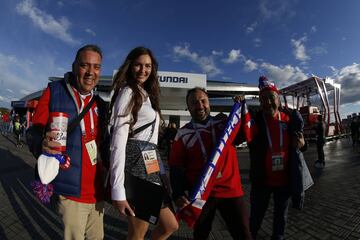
[0,133,360,240]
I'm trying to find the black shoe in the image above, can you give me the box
[315,161,325,169]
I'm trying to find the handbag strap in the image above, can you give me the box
[132,117,157,135]
[138,116,167,175]
[129,115,157,166]
[67,96,96,134]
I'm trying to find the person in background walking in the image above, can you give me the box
[14,116,22,147]
[350,117,359,146]
[163,122,178,160]
[7,110,14,135]
[1,112,10,135]
[314,114,326,168]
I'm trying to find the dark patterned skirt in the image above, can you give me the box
[125,139,162,186]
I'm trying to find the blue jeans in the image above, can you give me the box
[250,185,290,240]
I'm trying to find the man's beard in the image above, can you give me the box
[263,107,277,116]
[193,109,210,122]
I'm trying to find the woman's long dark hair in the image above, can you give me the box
[108,46,163,131]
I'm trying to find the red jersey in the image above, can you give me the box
[250,111,290,186]
[169,116,244,198]
[32,87,103,203]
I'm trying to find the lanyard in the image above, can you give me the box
[64,75,94,137]
[192,117,217,162]
[75,89,94,136]
[263,112,283,154]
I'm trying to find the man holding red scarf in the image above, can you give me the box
[169,87,252,240]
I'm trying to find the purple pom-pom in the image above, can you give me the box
[31,180,54,204]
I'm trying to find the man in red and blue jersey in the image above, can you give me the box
[169,87,252,240]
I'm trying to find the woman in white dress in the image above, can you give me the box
[108,47,178,239]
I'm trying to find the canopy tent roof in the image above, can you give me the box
[280,76,341,97]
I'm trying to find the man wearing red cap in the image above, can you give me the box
[243,76,305,240]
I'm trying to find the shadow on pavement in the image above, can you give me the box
[0,147,62,239]
[0,138,147,239]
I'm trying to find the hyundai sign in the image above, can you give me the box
[158,71,206,89]
[11,101,27,108]
[113,70,206,89]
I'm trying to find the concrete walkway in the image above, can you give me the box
[0,133,359,239]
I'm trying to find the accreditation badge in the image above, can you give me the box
[142,149,160,174]
[272,152,284,171]
[85,139,98,165]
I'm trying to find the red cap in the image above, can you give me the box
[258,76,279,95]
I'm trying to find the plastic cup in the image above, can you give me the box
[49,112,69,152]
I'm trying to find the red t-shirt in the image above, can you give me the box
[32,87,103,203]
[169,116,244,198]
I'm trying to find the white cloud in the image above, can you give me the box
[329,66,338,75]
[330,63,360,105]
[291,36,310,62]
[20,89,32,96]
[309,45,328,56]
[340,102,360,118]
[260,62,308,88]
[211,50,223,56]
[329,66,337,72]
[246,22,257,34]
[85,28,96,37]
[0,51,60,108]
[223,49,243,64]
[244,59,258,72]
[259,0,296,19]
[0,95,12,105]
[221,76,232,81]
[0,98,12,108]
[173,45,197,60]
[310,26,317,33]
[254,38,262,47]
[0,53,37,91]
[16,0,80,45]
[173,44,222,77]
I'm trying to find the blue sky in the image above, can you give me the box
[0,0,359,118]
